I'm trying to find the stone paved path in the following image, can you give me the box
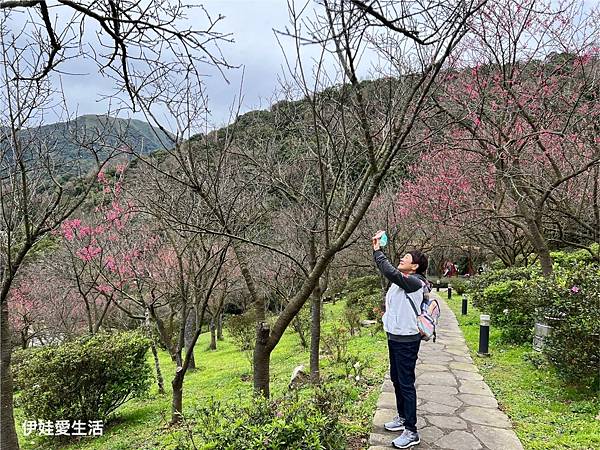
[368,292,523,450]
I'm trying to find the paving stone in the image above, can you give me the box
[452,355,474,363]
[445,343,468,350]
[442,334,466,341]
[416,384,458,395]
[372,408,397,428]
[382,379,394,391]
[425,415,467,430]
[457,393,499,408]
[417,363,449,372]
[417,371,457,386]
[419,425,444,443]
[434,430,482,449]
[424,343,447,351]
[439,340,466,347]
[418,401,459,414]
[418,355,454,363]
[376,391,397,409]
[418,391,463,407]
[368,432,391,446]
[452,369,484,381]
[459,380,493,396]
[445,347,469,356]
[472,424,524,450]
[449,361,479,372]
[460,406,511,428]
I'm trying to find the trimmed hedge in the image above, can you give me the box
[13,330,151,423]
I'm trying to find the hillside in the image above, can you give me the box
[13,115,173,177]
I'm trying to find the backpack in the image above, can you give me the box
[407,277,441,342]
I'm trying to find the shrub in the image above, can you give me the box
[13,331,151,424]
[226,310,257,352]
[550,244,599,268]
[321,324,350,363]
[479,279,543,343]
[343,305,361,336]
[468,266,538,308]
[345,275,379,294]
[537,263,600,384]
[450,278,469,295]
[190,386,347,449]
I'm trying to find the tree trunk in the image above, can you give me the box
[217,312,224,341]
[1,299,20,450]
[184,308,196,370]
[526,218,553,276]
[150,341,165,395]
[209,317,217,350]
[309,286,322,384]
[171,369,184,424]
[253,322,271,397]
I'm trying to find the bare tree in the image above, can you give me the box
[0,38,118,450]
[0,2,232,446]
[147,0,488,397]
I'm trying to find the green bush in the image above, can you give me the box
[226,310,257,352]
[343,305,362,336]
[190,385,347,449]
[537,263,600,384]
[13,331,151,424]
[468,266,538,308]
[479,280,543,343]
[450,278,469,295]
[550,244,599,268]
[344,275,379,294]
[321,324,350,363]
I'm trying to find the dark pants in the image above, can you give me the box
[388,339,421,432]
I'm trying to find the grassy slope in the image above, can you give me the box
[15,301,389,449]
[445,294,600,450]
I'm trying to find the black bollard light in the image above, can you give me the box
[447,284,452,299]
[478,314,490,356]
[436,279,440,292]
[461,294,468,315]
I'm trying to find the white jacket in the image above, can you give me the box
[383,283,423,336]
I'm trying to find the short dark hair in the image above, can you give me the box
[409,250,428,275]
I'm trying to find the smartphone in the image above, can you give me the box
[379,232,388,247]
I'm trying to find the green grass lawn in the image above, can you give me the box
[14,300,389,449]
[446,294,600,450]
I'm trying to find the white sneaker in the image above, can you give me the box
[392,429,420,448]
[384,414,405,432]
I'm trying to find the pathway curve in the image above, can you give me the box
[368,292,523,450]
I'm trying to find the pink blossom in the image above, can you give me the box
[97,170,107,184]
[76,245,102,262]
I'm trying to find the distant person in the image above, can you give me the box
[372,230,429,449]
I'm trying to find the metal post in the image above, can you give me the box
[478,314,490,356]
[461,294,468,315]
[447,284,452,299]
[436,279,440,292]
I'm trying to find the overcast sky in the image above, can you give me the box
[10,0,597,129]
[50,0,344,129]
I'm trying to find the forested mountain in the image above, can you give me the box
[4,115,173,178]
